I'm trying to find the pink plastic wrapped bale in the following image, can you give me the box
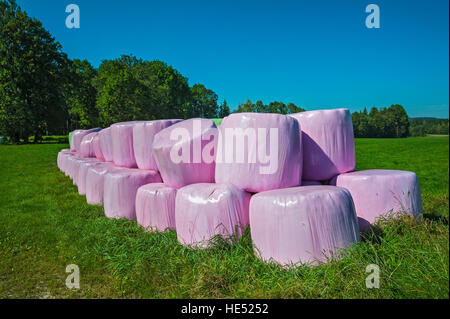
[135,183,177,231]
[175,183,251,248]
[104,168,162,220]
[215,113,302,192]
[289,108,355,181]
[111,121,144,168]
[79,132,99,158]
[57,149,71,171]
[77,160,103,195]
[72,157,99,186]
[301,180,322,186]
[62,152,73,176]
[65,154,80,179]
[152,118,218,188]
[85,162,117,205]
[330,169,423,230]
[92,133,105,161]
[133,120,182,170]
[250,185,360,266]
[98,127,113,162]
[70,128,101,153]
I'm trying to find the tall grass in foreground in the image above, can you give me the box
[0,137,448,298]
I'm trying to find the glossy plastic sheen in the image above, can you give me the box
[79,132,98,158]
[92,133,105,161]
[70,128,101,153]
[85,162,117,205]
[152,118,218,188]
[57,149,71,171]
[330,169,423,230]
[111,121,144,168]
[77,160,102,195]
[72,157,99,186]
[98,127,113,162]
[104,168,162,220]
[175,183,251,247]
[133,120,182,170]
[289,109,355,181]
[136,183,177,231]
[215,112,302,192]
[250,185,360,266]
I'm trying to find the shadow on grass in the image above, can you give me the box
[360,225,385,245]
[423,213,449,225]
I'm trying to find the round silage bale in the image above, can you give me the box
[289,108,355,181]
[215,112,302,192]
[152,118,218,188]
[330,169,423,230]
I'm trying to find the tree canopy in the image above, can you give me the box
[235,100,305,114]
[352,105,410,138]
[0,0,69,142]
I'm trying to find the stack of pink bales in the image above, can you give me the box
[57,109,423,266]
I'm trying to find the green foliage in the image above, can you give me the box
[217,100,230,118]
[235,99,305,114]
[94,55,192,127]
[0,0,69,143]
[0,137,447,298]
[352,105,410,138]
[64,59,98,130]
[409,117,449,136]
[188,83,218,118]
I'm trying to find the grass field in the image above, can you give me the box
[0,137,448,298]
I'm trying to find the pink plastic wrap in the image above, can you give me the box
[250,185,360,266]
[104,168,162,220]
[111,121,144,168]
[65,154,80,179]
[301,180,322,186]
[85,162,117,205]
[70,128,101,153]
[72,157,99,186]
[330,169,423,230]
[77,160,103,195]
[289,108,355,181]
[135,183,177,231]
[57,149,71,171]
[133,120,182,170]
[215,113,302,192]
[175,183,251,247]
[152,119,218,188]
[79,132,98,158]
[92,133,105,161]
[61,152,73,176]
[98,127,113,162]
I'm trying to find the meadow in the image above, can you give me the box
[0,137,448,298]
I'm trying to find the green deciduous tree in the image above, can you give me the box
[218,100,231,118]
[64,59,98,130]
[94,55,192,126]
[188,83,218,118]
[235,99,305,114]
[0,0,69,143]
[352,105,410,138]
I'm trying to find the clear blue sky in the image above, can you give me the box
[17,0,449,118]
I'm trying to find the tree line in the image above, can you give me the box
[0,0,231,143]
[409,118,449,136]
[351,105,410,138]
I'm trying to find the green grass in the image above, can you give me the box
[0,137,448,298]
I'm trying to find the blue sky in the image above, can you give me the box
[17,0,449,118]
